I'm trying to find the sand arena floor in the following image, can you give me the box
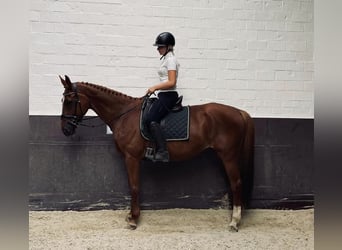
[29,208,314,250]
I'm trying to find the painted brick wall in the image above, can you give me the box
[30,0,313,118]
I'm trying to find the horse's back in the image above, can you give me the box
[186,102,247,149]
[190,102,246,127]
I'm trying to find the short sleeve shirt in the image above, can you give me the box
[158,52,179,91]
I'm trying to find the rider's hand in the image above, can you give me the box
[146,86,157,95]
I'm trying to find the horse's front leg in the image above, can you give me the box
[124,154,140,229]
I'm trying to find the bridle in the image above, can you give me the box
[61,82,147,129]
[61,82,101,128]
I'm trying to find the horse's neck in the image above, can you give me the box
[78,82,139,126]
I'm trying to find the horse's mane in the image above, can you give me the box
[79,81,140,100]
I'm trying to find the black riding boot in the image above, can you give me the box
[149,121,169,162]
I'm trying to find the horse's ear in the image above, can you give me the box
[65,75,72,85]
[60,75,72,89]
[59,75,67,88]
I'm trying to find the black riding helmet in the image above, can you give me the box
[153,32,175,47]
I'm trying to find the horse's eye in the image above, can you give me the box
[62,95,74,104]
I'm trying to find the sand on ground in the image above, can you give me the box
[29,208,314,250]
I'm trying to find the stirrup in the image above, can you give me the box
[144,147,169,163]
[144,147,155,160]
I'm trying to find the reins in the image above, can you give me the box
[74,105,140,128]
[98,94,150,127]
[109,102,142,122]
[62,83,149,129]
[76,116,105,128]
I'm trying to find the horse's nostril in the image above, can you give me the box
[62,120,77,136]
[62,127,73,136]
[62,128,69,136]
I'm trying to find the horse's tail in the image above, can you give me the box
[239,110,255,208]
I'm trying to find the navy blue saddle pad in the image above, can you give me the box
[140,102,190,141]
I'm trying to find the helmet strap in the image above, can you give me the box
[160,46,171,60]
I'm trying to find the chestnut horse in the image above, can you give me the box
[60,75,254,231]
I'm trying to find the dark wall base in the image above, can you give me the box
[29,116,314,210]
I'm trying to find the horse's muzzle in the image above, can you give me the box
[62,121,76,136]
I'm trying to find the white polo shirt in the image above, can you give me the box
[157,51,180,93]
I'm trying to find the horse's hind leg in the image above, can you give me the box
[218,154,242,232]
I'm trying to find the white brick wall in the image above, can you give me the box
[30,0,314,118]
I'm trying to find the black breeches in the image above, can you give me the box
[145,91,178,125]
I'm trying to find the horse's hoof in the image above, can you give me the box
[229,224,239,232]
[128,221,137,230]
[126,213,137,230]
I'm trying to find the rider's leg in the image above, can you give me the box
[144,92,178,162]
[148,121,169,162]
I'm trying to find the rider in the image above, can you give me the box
[145,32,180,162]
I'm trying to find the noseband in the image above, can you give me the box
[61,82,87,128]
